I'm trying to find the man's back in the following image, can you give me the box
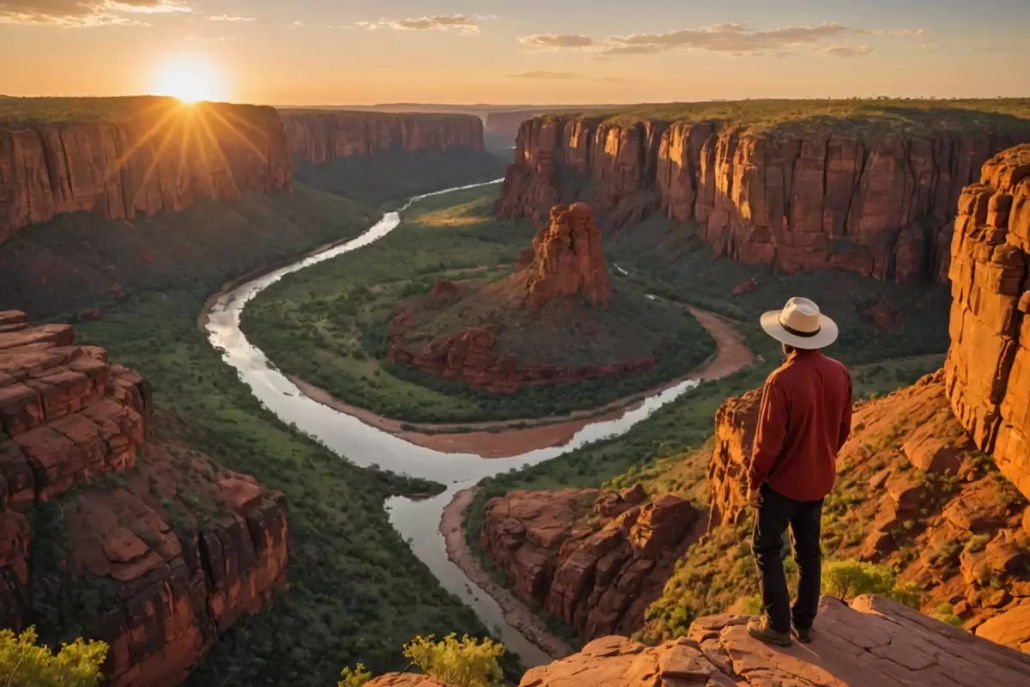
[749,349,852,502]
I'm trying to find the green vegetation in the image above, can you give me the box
[0,95,282,126]
[821,560,922,607]
[0,155,515,685]
[242,186,715,423]
[292,148,506,208]
[402,634,505,687]
[0,627,107,687]
[582,98,1030,137]
[337,664,373,687]
[850,355,946,400]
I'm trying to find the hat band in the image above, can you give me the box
[779,314,820,338]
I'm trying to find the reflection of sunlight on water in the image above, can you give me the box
[204,178,707,666]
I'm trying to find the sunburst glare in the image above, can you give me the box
[149,55,228,104]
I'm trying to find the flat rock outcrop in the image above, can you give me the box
[282,111,483,164]
[480,486,699,639]
[0,313,289,687]
[945,144,1030,500]
[0,97,292,245]
[518,595,1030,687]
[497,113,1030,282]
[523,203,612,309]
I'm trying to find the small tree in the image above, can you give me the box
[403,634,504,687]
[822,560,921,609]
[338,663,372,687]
[0,626,108,687]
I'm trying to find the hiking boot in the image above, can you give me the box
[747,616,792,647]
[792,625,813,644]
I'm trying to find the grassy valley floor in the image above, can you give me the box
[241,186,717,424]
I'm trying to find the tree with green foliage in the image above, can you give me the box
[0,627,108,687]
[337,663,372,687]
[402,634,505,687]
[821,560,922,608]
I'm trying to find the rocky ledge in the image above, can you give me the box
[0,312,289,687]
[372,595,1030,686]
[481,485,700,640]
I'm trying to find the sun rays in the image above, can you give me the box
[149,55,228,104]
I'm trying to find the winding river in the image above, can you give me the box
[203,180,721,667]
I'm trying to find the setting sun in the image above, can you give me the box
[149,55,228,104]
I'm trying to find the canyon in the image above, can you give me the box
[0,97,292,245]
[282,111,484,165]
[0,311,288,686]
[496,107,1030,283]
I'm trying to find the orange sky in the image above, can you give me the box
[1,1,1028,106]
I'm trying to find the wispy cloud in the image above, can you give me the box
[358,15,479,33]
[600,23,849,56]
[0,0,189,26]
[186,34,232,42]
[289,20,304,29]
[507,70,579,80]
[855,28,925,36]
[519,34,594,49]
[819,44,873,58]
[207,14,254,22]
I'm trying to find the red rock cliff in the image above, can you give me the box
[480,486,699,640]
[497,113,1030,282]
[946,145,1030,500]
[282,111,484,164]
[0,311,289,687]
[523,203,612,309]
[0,97,292,245]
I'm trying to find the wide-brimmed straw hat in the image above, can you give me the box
[760,297,839,350]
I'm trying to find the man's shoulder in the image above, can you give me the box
[819,354,851,377]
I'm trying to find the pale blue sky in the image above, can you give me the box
[1,0,1027,104]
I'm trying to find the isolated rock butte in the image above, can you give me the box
[945,144,1030,501]
[516,595,1030,687]
[282,112,484,164]
[523,203,613,309]
[0,312,288,687]
[0,98,292,245]
[497,115,1030,282]
[480,486,698,639]
[702,372,1030,651]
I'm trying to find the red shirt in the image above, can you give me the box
[748,349,853,502]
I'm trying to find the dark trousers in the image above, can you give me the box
[752,483,823,633]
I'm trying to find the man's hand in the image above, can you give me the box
[747,486,763,510]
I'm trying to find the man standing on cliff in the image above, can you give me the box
[746,297,852,646]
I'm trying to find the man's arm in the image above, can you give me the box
[838,367,853,451]
[748,376,788,490]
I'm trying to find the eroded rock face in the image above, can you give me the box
[282,112,484,164]
[480,487,698,639]
[0,98,292,245]
[706,389,761,531]
[945,144,1030,500]
[0,314,289,687]
[523,203,612,309]
[518,595,1030,687]
[497,115,1030,282]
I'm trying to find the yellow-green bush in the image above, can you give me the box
[337,663,372,687]
[0,627,107,687]
[402,634,505,687]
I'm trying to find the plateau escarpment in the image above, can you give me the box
[0,312,288,686]
[282,111,484,164]
[497,101,1030,282]
[0,96,292,245]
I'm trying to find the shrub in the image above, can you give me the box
[403,634,505,687]
[822,560,921,609]
[338,664,372,687]
[0,626,108,687]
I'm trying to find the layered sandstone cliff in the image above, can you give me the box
[497,111,1030,282]
[479,486,699,640]
[0,312,289,686]
[945,145,1030,499]
[0,97,292,245]
[282,111,484,164]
